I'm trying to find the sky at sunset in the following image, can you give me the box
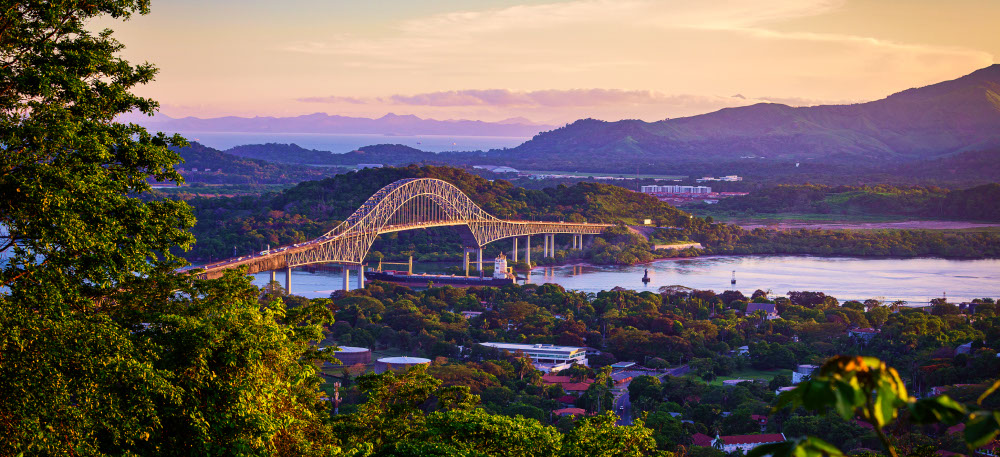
[97,0,1000,124]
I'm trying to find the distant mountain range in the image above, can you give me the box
[131,112,555,137]
[499,65,1000,168]
[165,65,1000,184]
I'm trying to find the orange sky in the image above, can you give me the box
[97,0,998,123]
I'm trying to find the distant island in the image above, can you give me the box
[126,111,555,138]
[161,65,1000,185]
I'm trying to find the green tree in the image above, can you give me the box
[561,413,668,457]
[0,3,337,455]
[754,356,1000,457]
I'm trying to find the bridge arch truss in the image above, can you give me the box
[194,178,609,278]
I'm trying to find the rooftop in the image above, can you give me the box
[331,346,369,353]
[480,342,586,353]
[692,433,714,447]
[377,356,431,364]
[721,434,786,445]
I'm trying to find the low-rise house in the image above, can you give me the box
[745,302,780,320]
[555,395,577,407]
[849,327,880,342]
[610,361,636,371]
[775,386,797,396]
[713,434,786,453]
[542,374,594,393]
[691,433,714,447]
[792,364,818,384]
[552,407,587,417]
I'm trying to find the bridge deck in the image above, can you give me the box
[185,178,615,280]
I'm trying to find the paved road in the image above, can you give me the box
[615,390,632,426]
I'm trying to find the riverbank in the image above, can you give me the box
[733,219,1000,231]
[252,255,1000,303]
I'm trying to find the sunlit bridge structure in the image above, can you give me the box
[188,178,611,292]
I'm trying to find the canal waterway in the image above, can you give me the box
[248,255,1000,304]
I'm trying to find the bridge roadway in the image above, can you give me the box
[184,178,612,292]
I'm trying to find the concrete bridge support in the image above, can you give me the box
[342,266,350,292]
[477,247,483,277]
[512,238,518,262]
[285,267,292,295]
[357,264,365,289]
[463,249,470,276]
[270,270,276,286]
[525,236,531,266]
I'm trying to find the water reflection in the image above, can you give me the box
[248,255,1000,304]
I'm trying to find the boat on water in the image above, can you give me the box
[366,253,516,287]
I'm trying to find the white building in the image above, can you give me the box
[493,253,510,279]
[479,342,588,373]
[696,175,743,182]
[473,165,520,173]
[640,185,712,194]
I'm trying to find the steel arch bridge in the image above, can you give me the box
[191,178,611,280]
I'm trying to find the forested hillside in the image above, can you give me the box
[700,183,1000,221]
[171,142,340,184]
[183,165,689,261]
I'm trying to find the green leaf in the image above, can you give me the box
[964,410,1000,449]
[978,380,1000,406]
[748,437,846,457]
[908,396,966,425]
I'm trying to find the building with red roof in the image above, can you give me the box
[542,373,594,393]
[553,408,587,417]
[716,434,786,453]
[691,433,714,447]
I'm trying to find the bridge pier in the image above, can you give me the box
[463,249,470,276]
[357,264,365,289]
[512,238,518,263]
[285,267,292,295]
[342,266,350,291]
[525,236,531,266]
[543,234,549,258]
[270,270,276,286]
[477,248,483,277]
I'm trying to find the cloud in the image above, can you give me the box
[297,95,369,104]
[296,89,769,109]
[278,0,991,102]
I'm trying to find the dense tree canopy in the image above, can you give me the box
[0,3,336,455]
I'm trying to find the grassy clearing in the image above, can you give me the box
[701,212,911,223]
[932,226,1000,234]
[704,368,793,387]
[520,169,686,180]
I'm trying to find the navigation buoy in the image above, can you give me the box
[642,268,651,284]
[731,270,737,285]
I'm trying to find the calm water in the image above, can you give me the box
[179,132,527,153]
[250,255,1000,304]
